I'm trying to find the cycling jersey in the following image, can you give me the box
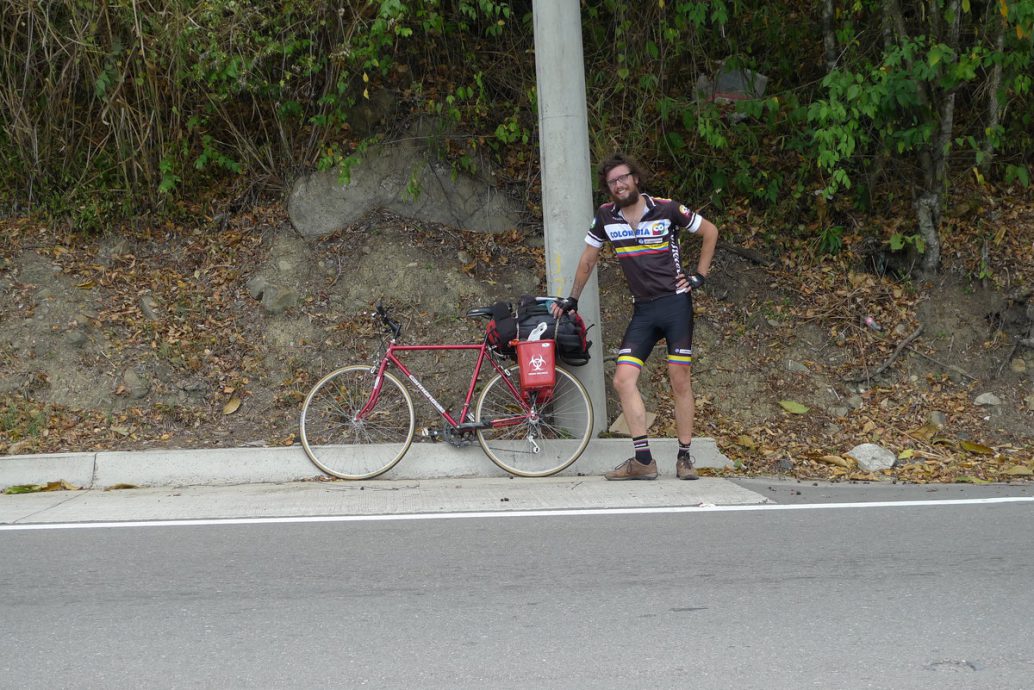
[585,194,703,301]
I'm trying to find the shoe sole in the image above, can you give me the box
[678,474,699,480]
[604,473,658,481]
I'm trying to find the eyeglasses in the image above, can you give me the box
[606,172,634,189]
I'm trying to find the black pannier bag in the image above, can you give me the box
[515,295,593,366]
[485,296,592,366]
[485,301,517,358]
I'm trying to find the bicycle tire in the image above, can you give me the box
[476,366,593,477]
[300,365,415,480]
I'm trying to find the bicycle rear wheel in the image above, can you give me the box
[300,365,415,479]
[476,366,593,477]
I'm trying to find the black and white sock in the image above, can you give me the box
[633,436,653,465]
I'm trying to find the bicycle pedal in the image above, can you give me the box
[420,427,440,438]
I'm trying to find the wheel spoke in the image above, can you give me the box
[300,366,415,479]
[476,367,592,477]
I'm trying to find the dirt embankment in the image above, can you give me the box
[1,206,1032,483]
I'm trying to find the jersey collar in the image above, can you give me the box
[607,194,657,222]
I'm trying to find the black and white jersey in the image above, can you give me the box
[586,194,703,301]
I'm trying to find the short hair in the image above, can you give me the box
[598,153,645,190]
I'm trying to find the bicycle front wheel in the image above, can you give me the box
[300,365,415,479]
[476,366,593,477]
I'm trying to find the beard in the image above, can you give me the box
[611,187,640,208]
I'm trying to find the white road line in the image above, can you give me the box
[1,496,1032,531]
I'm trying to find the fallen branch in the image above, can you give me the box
[905,344,978,381]
[844,326,924,383]
[717,240,773,266]
[995,338,1020,379]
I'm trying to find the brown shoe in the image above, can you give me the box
[605,457,658,481]
[676,454,699,480]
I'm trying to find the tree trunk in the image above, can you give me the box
[910,0,961,277]
[823,0,838,72]
[916,192,942,276]
[980,10,1006,174]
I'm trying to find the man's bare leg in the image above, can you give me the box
[604,363,658,480]
[613,363,648,436]
[669,363,699,479]
[667,363,695,444]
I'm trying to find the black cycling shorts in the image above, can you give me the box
[616,292,694,368]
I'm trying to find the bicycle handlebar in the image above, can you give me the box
[374,302,402,339]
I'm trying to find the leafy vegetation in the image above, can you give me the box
[1,0,1032,272]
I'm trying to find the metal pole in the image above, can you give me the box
[532,0,607,434]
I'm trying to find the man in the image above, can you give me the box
[552,153,718,480]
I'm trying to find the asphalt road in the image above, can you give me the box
[3,495,1033,689]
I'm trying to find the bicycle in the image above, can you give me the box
[299,300,594,479]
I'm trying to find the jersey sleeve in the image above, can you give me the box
[585,211,606,248]
[675,203,703,233]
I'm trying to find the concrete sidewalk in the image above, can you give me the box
[0,474,768,525]
[0,437,733,490]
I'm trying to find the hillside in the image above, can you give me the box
[2,192,1032,483]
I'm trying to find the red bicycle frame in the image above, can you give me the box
[357,339,530,430]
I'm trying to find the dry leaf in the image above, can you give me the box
[817,454,851,468]
[42,480,77,492]
[960,440,993,455]
[779,400,810,414]
[223,397,241,415]
[908,423,940,441]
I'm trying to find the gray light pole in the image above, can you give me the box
[532,0,607,434]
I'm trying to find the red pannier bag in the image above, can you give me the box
[514,338,556,393]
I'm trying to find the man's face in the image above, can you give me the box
[605,165,639,208]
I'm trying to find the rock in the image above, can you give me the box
[246,276,269,300]
[928,411,948,428]
[1025,394,1034,411]
[1010,358,1026,374]
[139,294,160,321]
[786,360,810,373]
[846,443,896,472]
[608,411,657,436]
[827,406,849,419]
[974,392,1002,407]
[846,395,864,409]
[122,369,150,400]
[775,457,794,473]
[65,329,87,347]
[287,130,523,238]
[176,378,207,393]
[261,286,299,314]
[7,439,34,454]
[695,62,768,103]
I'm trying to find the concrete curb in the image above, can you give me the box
[0,437,732,490]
